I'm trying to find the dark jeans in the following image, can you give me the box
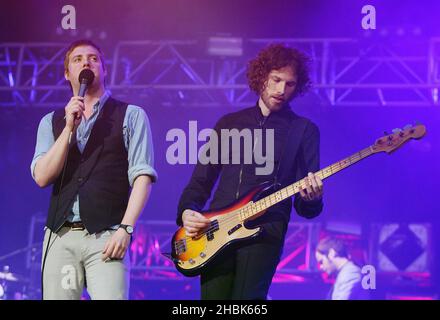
[200,220,286,300]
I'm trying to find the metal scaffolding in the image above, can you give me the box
[25,214,321,282]
[1,37,439,108]
[10,213,431,299]
[129,220,321,282]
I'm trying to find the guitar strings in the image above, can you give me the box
[174,179,308,250]
[175,148,373,251]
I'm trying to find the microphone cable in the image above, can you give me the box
[40,69,93,299]
[40,131,74,299]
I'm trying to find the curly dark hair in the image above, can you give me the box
[246,43,312,98]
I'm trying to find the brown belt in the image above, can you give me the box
[63,221,85,231]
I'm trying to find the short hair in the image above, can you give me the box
[246,43,312,98]
[316,237,349,258]
[63,39,105,73]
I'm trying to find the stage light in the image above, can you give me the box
[396,28,405,37]
[374,224,431,273]
[325,221,361,235]
[99,31,107,40]
[207,36,243,57]
[432,88,438,104]
[412,27,422,36]
[379,28,389,37]
[363,30,372,38]
[8,71,14,87]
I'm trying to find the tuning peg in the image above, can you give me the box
[392,128,402,134]
[403,124,412,130]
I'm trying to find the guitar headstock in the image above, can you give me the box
[372,123,426,154]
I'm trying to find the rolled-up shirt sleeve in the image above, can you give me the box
[124,105,158,186]
[30,111,55,180]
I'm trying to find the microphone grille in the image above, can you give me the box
[78,69,95,85]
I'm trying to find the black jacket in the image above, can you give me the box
[177,103,323,228]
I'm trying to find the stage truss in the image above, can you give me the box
[25,214,322,282]
[11,213,432,299]
[1,37,439,108]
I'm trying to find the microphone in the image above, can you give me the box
[77,68,95,97]
[68,69,95,140]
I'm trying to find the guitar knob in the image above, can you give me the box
[200,252,206,258]
[189,259,196,265]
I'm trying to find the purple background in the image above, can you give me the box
[0,0,438,299]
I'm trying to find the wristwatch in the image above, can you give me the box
[119,224,134,235]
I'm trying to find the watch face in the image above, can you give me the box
[126,226,134,234]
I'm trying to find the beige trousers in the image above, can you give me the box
[41,227,130,300]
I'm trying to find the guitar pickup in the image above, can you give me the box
[228,224,242,235]
[174,239,187,255]
[207,220,219,241]
[210,220,219,231]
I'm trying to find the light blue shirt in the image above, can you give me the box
[331,261,370,300]
[31,91,158,223]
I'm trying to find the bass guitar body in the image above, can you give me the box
[170,184,271,277]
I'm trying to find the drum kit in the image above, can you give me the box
[0,266,29,300]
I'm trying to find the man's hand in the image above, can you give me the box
[65,96,85,131]
[299,172,323,202]
[182,209,211,237]
[102,228,131,261]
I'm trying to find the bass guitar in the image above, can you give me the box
[166,124,426,277]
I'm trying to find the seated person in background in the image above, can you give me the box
[315,236,370,300]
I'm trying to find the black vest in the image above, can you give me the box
[47,97,129,234]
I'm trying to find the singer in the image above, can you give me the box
[30,39,157,300]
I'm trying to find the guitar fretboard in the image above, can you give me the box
[238,146,374,221]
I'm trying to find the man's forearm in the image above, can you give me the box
[34,127,72,188]
[121,175,153,226]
